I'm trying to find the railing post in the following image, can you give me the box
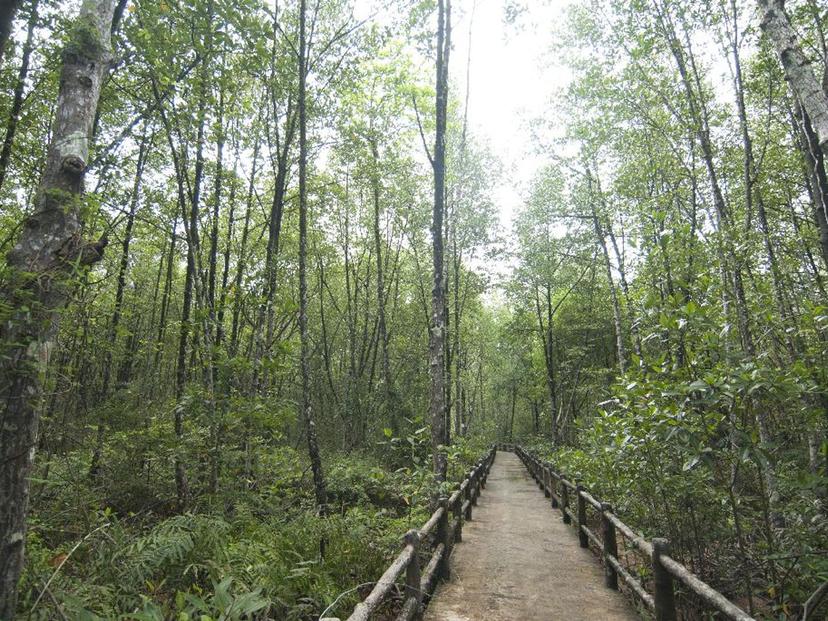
[453,493,463,542]
[601,503,618,590]
[472,468,479,506]
[561,483,571,524]
[464,478,473,521]
[404,530,422,619]
[437,497,450,580]
[550,470,559,508]
[543,466,551,498]
[652,538,677,621]
[576,482,588,548]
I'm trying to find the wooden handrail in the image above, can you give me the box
[333,447,497,621]
[514,445,756,621]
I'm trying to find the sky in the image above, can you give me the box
[449,0,573,236]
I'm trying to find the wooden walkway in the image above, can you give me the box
[423,452,639,621]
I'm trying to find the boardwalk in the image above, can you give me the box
[424,451,639,621]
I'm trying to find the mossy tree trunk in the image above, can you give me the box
[0,0,117,616]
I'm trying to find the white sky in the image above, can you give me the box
[450,0,573,236]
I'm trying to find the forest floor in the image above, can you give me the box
[423,452,639,621]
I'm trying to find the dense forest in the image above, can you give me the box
[0,0,826,618]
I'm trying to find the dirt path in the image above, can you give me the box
[423,451,639,621]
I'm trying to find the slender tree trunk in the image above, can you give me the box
[89,129,148,479]
[0,0,38,193]
[429,0,451,482]
[534,285,558,440]
[298,0,327,513]
[509,383,516,443]
[369,138,395,434]
[452,240,463,437]
[727,0,795,355]
[587,170,627,375]
[208,73,225,315]
[0,2,116,615]
[230,139,258,357]
[0,0,22,68]
[153,216,177,381]
[216,146,237,350]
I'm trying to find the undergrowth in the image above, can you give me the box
[19,431,488,620]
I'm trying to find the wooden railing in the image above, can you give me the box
[327,448,497,621]
[514,445,755,621]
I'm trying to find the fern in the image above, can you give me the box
[114,514,230,589]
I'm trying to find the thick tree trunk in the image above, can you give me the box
[0,0,38,193]
[0,2,116,615]
[759,0,828,158]
[429,0,450,482]
[796,104,828,270]
[298,0,327,513]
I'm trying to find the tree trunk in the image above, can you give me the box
[0,0,22,68]
[230,138,258,357]
[534,285,559,440]
[429,0,451,482]
[0,0,38,193]
[89,129,147,479]
[759,0,828,158]
[0,2,116,615]
[370,138,395,434]
[587,170,627,375]
[298,0,327,513]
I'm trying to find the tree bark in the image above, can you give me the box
[370,138,396,434]
[0,0,38,193]
[0,0,22,68]
[230,138,258,357]
[429,0,451,482]
[759,0,828,158]
[0,2,116,615]
[298,0,327,513]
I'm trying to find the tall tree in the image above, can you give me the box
[0,0,38,193]
[0,1,117,615]
[298,0,327,513]
[759,0,828,157]
[429,0,451,481]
